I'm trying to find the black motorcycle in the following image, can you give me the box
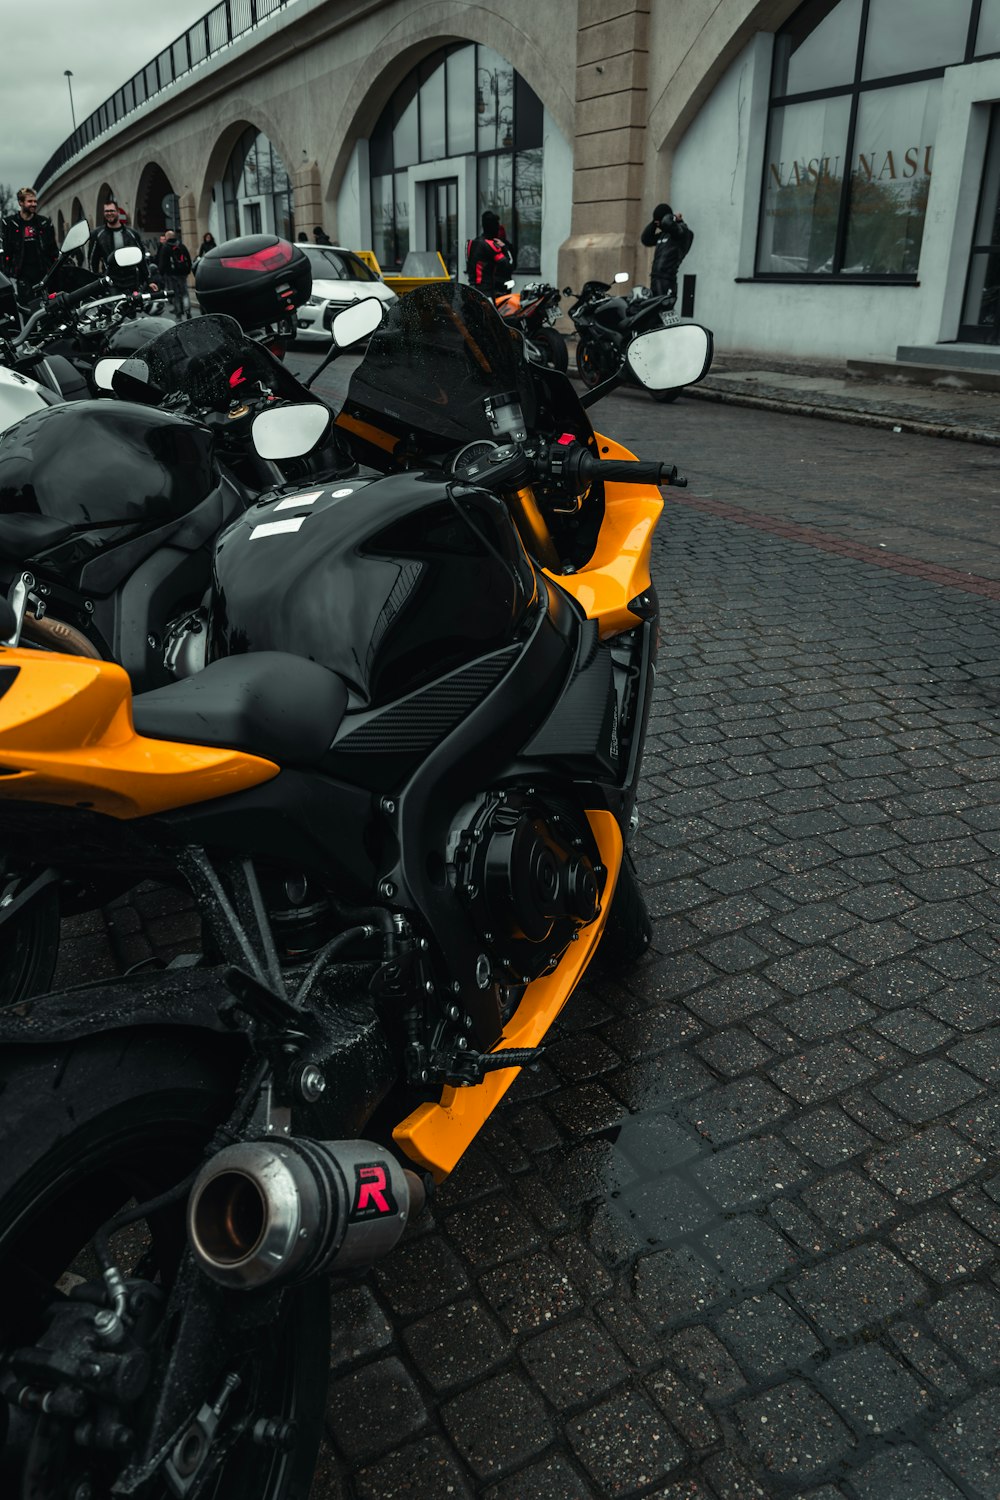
[568,274,685,403]
[1,231,172,406]
[495,281,568,372]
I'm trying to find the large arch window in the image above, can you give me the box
[369,43,544,274]
[222,128,294,241]
[757,0,1000,280]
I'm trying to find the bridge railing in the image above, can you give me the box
[36,0,295,191]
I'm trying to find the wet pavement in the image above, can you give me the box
[52,354,1000,1498]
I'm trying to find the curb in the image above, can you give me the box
[567,366,1000,447]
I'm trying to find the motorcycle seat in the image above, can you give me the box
[132,652,349,767]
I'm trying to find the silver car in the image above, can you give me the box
[294,245,397,343]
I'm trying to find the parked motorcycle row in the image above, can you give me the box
[0,224,713,1497]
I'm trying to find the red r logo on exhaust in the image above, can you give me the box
[353,1163,395,1218]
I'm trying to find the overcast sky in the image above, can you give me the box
[2,0,213,204]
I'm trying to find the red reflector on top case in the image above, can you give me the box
[219,242,294,272]
[557,433,576,445]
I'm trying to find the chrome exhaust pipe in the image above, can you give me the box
[187,1138,424,1290]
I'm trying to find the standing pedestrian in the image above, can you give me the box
[465,210,514,300]
[313,226,332,245]
[157,229,194,319]
[88,200,146,275]
[192,232,217,271]
[1,187,58,301]
[639,203,693,305]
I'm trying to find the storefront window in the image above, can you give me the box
[977,0,1000,56]
[370,44,544,274]
[758,0,972,279]
[862,0,972,80]
[222,127,293,241]
[759,97,850,274]
[514,148,543,272]
[772,0,862,96]
[420,60,446,163]
[843,80,939,273]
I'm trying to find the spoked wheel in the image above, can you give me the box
[0,1032,329,1500]
[534,327,569,373]
[576,338,612,390]
[0,867,59,1008]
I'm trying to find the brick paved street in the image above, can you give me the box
[53,377,1000,1497]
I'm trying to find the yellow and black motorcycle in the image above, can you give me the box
[0,284,711,1498]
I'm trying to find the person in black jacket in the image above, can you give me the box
[639,203,693,304]
[465,210,514,301]
[88,201,146,274]
[1,187,58,300]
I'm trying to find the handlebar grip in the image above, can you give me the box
[51,278,108,313]
[591,458,669,485]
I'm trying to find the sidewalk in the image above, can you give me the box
[569,341,1000,445]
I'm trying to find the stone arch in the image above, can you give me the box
[133,158,178,233]
[650,0,798,154]
[71,196,85,224]
[95,182,116,221]
[321,5,574,209]
[197,100,298,231]
[57,208,67,240]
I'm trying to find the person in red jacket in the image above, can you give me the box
[465,210,514,300]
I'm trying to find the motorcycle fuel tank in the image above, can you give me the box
[0,400,219,529]
[210,469,536,707]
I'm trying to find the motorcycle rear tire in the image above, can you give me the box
[0,876,59,1008]
[601,848,652,962]
[535,327,569,374]
[0,1030,329,1499]
[576,338,609,390]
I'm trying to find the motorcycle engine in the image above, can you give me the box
[451,790,605,984]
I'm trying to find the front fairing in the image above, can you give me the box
[139,313,313,411]
[341,282,598,468]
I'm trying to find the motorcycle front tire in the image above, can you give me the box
[0,1029,329,1500]
[600,848,653,962]
[534,327,569,373]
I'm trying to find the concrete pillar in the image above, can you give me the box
[179,191,198,251]
[294,160,323,241]
[559,0,650,293]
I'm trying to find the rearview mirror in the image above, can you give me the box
[252,403,331,460]
[330,297,383,349]
[60,220,91,255]
[111,246,143,269]
[625,324,714,391]
[93,357,126,392]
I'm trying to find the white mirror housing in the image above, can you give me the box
[61,221,91,255]
[330,297,384,349]
[625,324,714,391]
[252,403,331,460]
[93,357,126,392]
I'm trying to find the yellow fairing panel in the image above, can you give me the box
[0,649,278,819]
[552,432,662,637]
[393,810,623,1181]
